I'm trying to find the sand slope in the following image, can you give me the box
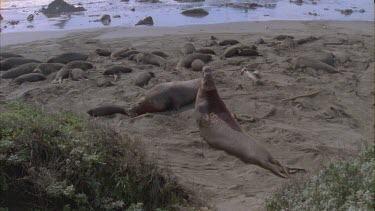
[0,21,373,210]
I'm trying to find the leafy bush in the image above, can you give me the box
[0,102,191,210]
[266,147,375,211]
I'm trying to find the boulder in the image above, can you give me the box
[41,0,85,15]
[135,16,153,26]
[181,8,209,17]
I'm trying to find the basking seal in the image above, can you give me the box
[133,52,166,68]
[151,51,169,59]
[52,67,70,84]
[177,53,212,68]
[191,59,205,72]
[181,43,196,55]
[47,52,89,64]
[194,48,216,55]
[195,66,305,178]
[0,58,41,71]
[0,53,23,60]
[14,73,46,84]
[103,66,133,81]
[218,39,240,46]
[1,62,39,79]
[129,78,200,117]
[87,105,128,117]
[66,61,94,70]
[134,71,155,87]
[33,63,64,75]
[69,68,88,81]
[292,56,339,73]
[95,48,112,57]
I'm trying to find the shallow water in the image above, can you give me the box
[0,0,373,33]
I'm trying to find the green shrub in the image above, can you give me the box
[0,101,191,210]
[266,147,375,211]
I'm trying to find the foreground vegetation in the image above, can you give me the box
[266,147,374,211]
[0,102,192,210]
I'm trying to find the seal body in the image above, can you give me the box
[95,49,112,57]
[191,59,205,72]
[87,105,128,117]
[218,39,240,46]
[181,43,196,55]
[133,53,166,68]
[195,66,305,178]
[178,53,212,68]
[66,61,93,70]
[130,78,200,116]
[0,58,41,71]
[134,71,155,87]
[103,66,133,75]
[151,51,168,59]
[0,53,23,60]
[14,73,46,84]
[52,67,70,83]
[47,52,88,64]
[1,63,40,79]
[194,48,216,55]
[293,56,338,73]
[69,68,88,81]
[110,48,136,60]
[33,63,64,75]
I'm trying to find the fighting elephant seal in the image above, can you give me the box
[195,66,305,178]
[129,78,200,117]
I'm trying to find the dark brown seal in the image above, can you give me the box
[47,52,88,64]
[218,39,240,46]
[1,63,40,79]
[66,61,94,70]
[0,58,41,71]
[33,63,65,75]
[87,105,128,117]
[195,66,305,178]
[129,78,200,116]
[14,73,46,84]
[95,48,112,56]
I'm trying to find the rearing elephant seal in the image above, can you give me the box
[129,78,200,117]
[195,66,305,178]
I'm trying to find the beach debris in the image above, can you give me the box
[281,90,322,102]
[240,67,262,85]
[273,35,294,41]
[219,39,240,46]
[181,8,209,17]
[27,14,34,21]
[340,9,354,15]
[191,59,205,71]
[41,0,85,15]
[135,16,154,26]
[100,14,111,25]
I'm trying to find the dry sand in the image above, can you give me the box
[0,20,374,210]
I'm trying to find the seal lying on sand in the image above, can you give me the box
[66,61,93,70]
[0,53,23,60]
[195,66,305,178]
[87,105,128,117]
[292,56,339,73]
[133,53,167,68]
[52,67,70,84]
[1,63,40,79]
[95,48,112,57]
[103,66,133,81]
[33,63,64,75]
[181,43,196,55]
[14,73,46,85]
[69,68,88,81]
[134,71,155,87]
[47,52,89,64]
[129,78,200,117]
[177,53,212,68]
[0,58,41,71]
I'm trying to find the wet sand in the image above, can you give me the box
[0,20,374,210]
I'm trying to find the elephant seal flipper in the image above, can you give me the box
[195,66,305,178]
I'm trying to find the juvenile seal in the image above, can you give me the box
[1,63,40,79]
[47,52,89,64]
[218,39,240,46]
[95,48,112,56]
[177,53,212,68]
[134,71,155,87]
[87,105,128,117]
[129,78,200,116]
[194,48,216,55]
[293,56,339,73]
[181,43,196,55]
[0,58,41,71]
[191,59,205,72]
[103,66,133,81]
[69,68,88,81]
[33,63,64,75]
[66,61,94,70]
[14,73,46,84]
[151,51,169,59]
[195,66,305,178]
[110,48,136,60]
[133,52,166,68]
[52,67,70,83]
[221,44,254,59]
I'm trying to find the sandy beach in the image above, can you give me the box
[0,20,374,210]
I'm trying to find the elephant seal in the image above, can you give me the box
[279,38,296,50]
[66,61,93,70]
[292,56,339,73]
[69,68,88,81]
[0,53,23,60]
[33,63,64,75]
[95,48,112,56]
[151,51,169,59]
[103,66,133,81]
[47,52,88,64]
[0,58,41,71]
[133,53,166,68]
[218,39,240,46]
[194,48,216,55]
[191,59,205,72]
[110,48,136,60]
[134,71,155,87]
[195,66,305,178]
[1,63,40,79]
[181,43,196,55]
[177,53,212,68]
[221,44,248,59]
[52,67,70,83]
[14,73,46,84]
[129,78,200,117]
[255,38,265,44]
[87,105,128,117]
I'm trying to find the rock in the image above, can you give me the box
[113,15,121,18]
[308,12,317,16]
[135,16,154,26]
[340,9,354,15]
[130,8,135,12]
[41,0,85,15]
[181,8,209,17]
[191,59,205,71]
[7,20,20,25]
[100,14,111,25]
[27,14,34,21]
[0,14,3,21]
[120,0,129,2]
[136,0,159,2]
[175,0,205,2]
[359,9,365,13]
